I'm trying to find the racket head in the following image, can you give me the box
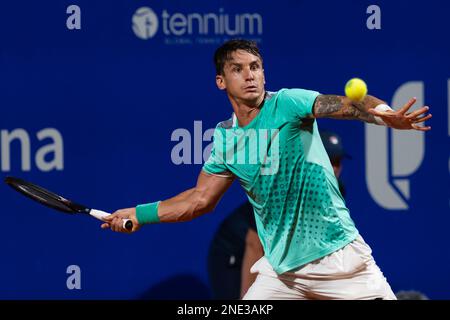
[4,176,88,214]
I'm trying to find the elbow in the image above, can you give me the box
[185,190,216,221]
[195,195,216,216]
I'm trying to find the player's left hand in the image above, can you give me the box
[368,97,432,131]
[101,207,141,233]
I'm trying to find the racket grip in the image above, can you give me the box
[89,209,133,231]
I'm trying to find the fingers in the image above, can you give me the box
[412,124,431,131]
[398,97,417,114]
[405,106,430,119]
[112,217,124,232]
[102,210,124,225]
[100,208,136,233]
[102,210,120,222]
[102,215,113,222]
[406,106,432,130]
[411,113,432,124]
[101,215,129,233]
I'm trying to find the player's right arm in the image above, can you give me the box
[157,171,234,222]
[102,171,234,232]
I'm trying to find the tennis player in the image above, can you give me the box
[102,39,432,299]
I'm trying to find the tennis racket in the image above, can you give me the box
[5,176,132,231]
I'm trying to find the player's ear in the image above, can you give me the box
[216,74,226,90]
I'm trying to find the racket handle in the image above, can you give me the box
[89,209,133,231]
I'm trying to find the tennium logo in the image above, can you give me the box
[132,7,263,44]
[132,7,159,40]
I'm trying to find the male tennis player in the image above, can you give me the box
[102,39,431,299]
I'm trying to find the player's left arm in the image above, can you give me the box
[312,95,432,131]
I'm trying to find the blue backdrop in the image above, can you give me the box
[1,0,448,299]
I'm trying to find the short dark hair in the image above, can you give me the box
[214,39,263,75]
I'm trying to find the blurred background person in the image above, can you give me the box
[396,290,429,300]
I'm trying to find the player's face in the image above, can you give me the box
[216,49,265,104]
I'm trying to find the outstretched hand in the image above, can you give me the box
[367,97,432,131]
[101,207,141,233]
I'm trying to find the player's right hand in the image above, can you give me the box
[101,207,141,233]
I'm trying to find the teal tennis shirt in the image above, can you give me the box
[203,88,359,274]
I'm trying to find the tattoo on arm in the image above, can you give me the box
[313,95,378,124]
[313,95,343,114]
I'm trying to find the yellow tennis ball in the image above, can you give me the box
[345,78,367,101]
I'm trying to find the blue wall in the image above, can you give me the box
[1,0,448,299]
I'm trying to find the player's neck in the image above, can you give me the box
[229,91,266,127]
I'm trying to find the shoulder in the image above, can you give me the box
[278,88,321,101]
[265,90,279,101]
[216,116,233,129]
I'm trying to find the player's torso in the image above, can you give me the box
[213,89,358,272]
[218,91,327,192]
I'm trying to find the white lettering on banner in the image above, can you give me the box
[170,122,279,175]
[203,128,214,164]
[66,265,81,290]
[366,5,381,30]
[1,129,30,171]
[35,129,64,172]
[162,9,262,36]
[133,7,263,41]
[171,121,214,165]
[213,128,279,175]
[366,81,425,210]
[66,5,81,30]
[1,128,64,172]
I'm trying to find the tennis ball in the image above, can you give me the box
[345,78,367,101]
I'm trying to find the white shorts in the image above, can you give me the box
[243,235,397,300]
